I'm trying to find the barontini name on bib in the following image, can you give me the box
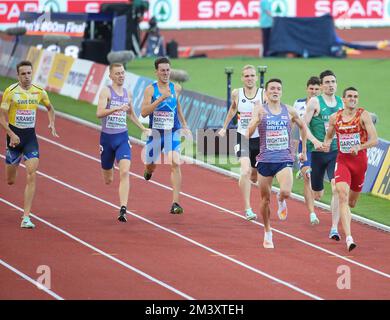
[152,110,174,130]
[15,109,36,128]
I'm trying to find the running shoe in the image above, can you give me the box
[144,170,152,181]
[310,212,320,225]
[117,206,127,222]
[245,208,257,221]
[295,170,303,179]
[347,239,357,252]
[170,202,184,214]
[21,216,35,229]
[276,193,288,221]
[263,239,274,249]
[329,228,341,241]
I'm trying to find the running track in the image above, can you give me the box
[0,111,389,300]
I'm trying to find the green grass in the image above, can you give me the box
[1,62,389,226]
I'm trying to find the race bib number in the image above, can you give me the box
[15,109,36,128]
[266,129,289,151]
[106,111,127,129]
[152,111,174,130]
[239,111,252,130]
[339,133,360,153]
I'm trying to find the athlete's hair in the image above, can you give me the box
[241,64,256,75]
[306,76,320,87]
[265,78,282,90]
[109,63,124,73]
[343,87,358,97]
[319,70,336,83]
[154,57,171,70]
[16,60,33,74]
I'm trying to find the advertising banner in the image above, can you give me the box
[60,58,93,99]
[371,144,390,199]
[362,138,389,193]
[295,0,390,28]
[78,62,107,103]
[32,48,55,88]
[46,52,74,92]
[0,38,14,76]
[25,45,43,75]
[6,42,29,78]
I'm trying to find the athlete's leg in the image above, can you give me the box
[275,166,293,201]
[6,164,18,185]
[336,181,352,238]
[301,166,315,213]
[23,158,39,218]
[258,174,273,232]
[330,179,340,230]
[118,159,131,207]
[348,190,361,208]
[168,150,181,204]
[239,157,252,211]
[102,168,114,185]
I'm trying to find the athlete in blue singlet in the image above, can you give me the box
[97,63,150,222]
[141,57,190,214]
[247,78,307,249]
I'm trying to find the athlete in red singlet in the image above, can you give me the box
[323,87,378,252]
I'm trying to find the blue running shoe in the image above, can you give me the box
[245,208,257,221]
[329,228,340,241]
[21,216,35,229]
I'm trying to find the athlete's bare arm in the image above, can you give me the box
[96,87,129,118]
[175,84,189,131]
[141,85,171,117]
[126,90,150,134]
[304,96,324,150]
[354,110,378,154]
[218,89,239,137]
[287,105,307,162]
[246,100,262,139]
[323,113,337,152]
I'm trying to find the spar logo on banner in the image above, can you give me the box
[153,0,172,22]
[181,0,261,20]
[79,63,107,104]
[296,0,386,18]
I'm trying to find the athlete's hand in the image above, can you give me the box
[159,91,172,102]
[9,133,20,147]
[298,152,307,163]
[314,139,325,151]
[119,104,130,112]
[350,145,360,156]
[321,142,330,152]
[49,123,59,138]
[143,128,152,136]
[218,128,226,137]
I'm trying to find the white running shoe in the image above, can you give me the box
[276,193,288,221]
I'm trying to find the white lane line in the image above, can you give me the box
[0,199,194,300]
[0,258,64,300]
[36,135,390,279]
[0,159,323,300]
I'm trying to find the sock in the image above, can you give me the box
[120,206,127,213]
[346,235,353,243]
[264,231,273,241]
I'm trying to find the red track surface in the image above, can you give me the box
[157,27,390,58]
[0,112,389,300]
